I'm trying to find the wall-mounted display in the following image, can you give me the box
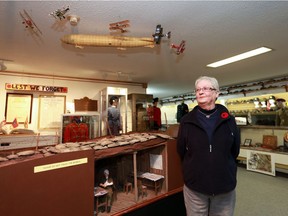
[5,93,33,123]
[38,95,66,129]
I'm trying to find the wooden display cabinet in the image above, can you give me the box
[128,93,153,132]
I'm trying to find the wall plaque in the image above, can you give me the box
[74,97,97,112]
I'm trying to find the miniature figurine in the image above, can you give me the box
[99,169,114,213]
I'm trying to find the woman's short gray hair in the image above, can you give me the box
[195,76,220,92]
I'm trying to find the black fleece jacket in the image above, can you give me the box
[177,104,240,195]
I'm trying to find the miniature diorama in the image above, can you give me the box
[109,20,130,33]
[94,144,166,215]
[152,24,171,44]
[171,40,186,55]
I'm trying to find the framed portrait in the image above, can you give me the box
[244,139,252,146]
[38,95,66,129]
[5,93,33,123]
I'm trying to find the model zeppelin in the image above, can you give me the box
[61,34,155,49]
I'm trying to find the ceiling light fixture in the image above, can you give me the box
[207,46,272,68]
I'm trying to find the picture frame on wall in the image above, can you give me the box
[5,93,33,123]
[38,95,66,129]
[244,139,252,146]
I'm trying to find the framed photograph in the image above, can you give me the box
[38,95,66,129]
[246,150,275,176]
[5,93,33,123]
[244,139,252,146]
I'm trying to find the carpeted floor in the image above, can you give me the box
[235,166,288,216]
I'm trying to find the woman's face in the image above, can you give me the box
[195,79,219,107]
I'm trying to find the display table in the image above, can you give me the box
[94,187,108,213]
[137,172,164,195]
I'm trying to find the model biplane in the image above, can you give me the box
[109,20,130,33]
[49,6,70,20]
[19,10,42,35]
[152,24,171,44]
[171,40,186,55]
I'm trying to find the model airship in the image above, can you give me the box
[61,34,155,49]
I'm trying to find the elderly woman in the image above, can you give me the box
[177,76,240,216]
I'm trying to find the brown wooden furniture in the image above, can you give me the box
[124,181,133,194]
[94,187,108,213]
[128,93,153,132]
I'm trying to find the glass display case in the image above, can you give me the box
[99,87,127,136]
[60,114,100,143]
[128,93,153,132]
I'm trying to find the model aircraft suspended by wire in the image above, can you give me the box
[61,34,155,50]
[19,9,42,35]
[152,24,171,44]
[171,40,186,55]
[49,6,70,20]
[109,20,130,33]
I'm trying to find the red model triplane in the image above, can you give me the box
[171,40,186,55]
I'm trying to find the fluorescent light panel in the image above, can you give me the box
[207,47,272,68]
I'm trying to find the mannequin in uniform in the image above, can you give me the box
[107,96,122,136]
[176,100,189,123]
[275,98,288,126]
[152,97,161,130]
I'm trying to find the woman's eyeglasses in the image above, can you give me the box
[195,87,216,93]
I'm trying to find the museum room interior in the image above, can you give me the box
[0,1,288,216]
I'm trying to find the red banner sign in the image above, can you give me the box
[5,83,68,93]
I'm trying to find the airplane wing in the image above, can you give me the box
[19,11,25,22]
[24,10,42,34]
[110,20,129,27]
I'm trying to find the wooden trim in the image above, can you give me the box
[0,70,147,88]
[111,187,183,216]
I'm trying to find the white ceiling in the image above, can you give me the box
[1,1,288,99]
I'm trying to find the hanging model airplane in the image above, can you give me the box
[109,20,130,33]
[49,6,70,20]
[61,34,155,50]
[19,9,42,35]
[171,40,186,55]
[152,24,171,44]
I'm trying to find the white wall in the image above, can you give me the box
[0,74,146,135]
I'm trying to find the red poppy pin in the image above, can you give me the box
[221,112,229,119]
